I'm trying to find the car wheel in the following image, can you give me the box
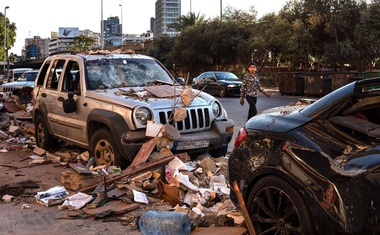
[247,176,316,235]
[89,128,126,169]
[218,86,226,97]
[35,115,59,151]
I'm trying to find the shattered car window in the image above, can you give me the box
[86,58,174,89]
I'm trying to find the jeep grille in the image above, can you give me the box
[159,108,211,132]
[0,86,20,92]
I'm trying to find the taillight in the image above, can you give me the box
[234,127,247,148]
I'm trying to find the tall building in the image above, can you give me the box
[154,0,181,38]
[103,16,122,47]
[24,36,50,59]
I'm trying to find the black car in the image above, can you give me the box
[229,78,380,235]
[193,71,241,97]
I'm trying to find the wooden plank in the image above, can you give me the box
[130,137,157,167]
[79,155,175,193]
[233,180,257,235]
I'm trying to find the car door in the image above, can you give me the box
[198,72,213,93]
[41,58,87,146]
[206,72,219,94]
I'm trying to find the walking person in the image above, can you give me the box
[240,62,270,120]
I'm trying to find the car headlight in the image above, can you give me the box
[212,101,222,117]
[227,84,237,88]
[135,107,152,125]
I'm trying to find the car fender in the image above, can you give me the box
[32,101,55,136]
[87,109,130,154]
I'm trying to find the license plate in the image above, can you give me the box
[173,140,209,150]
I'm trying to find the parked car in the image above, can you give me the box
[0,69,39,92]
[5,68,33,83]
[229,78,380,234]
[32,51,234,169]
[192,71,241,97]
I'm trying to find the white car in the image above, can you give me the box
[0,69,39,93]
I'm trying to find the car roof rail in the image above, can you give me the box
[49,51,77,56]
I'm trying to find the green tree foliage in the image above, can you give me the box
[168,12,206,32]
[145,34,175,68]
[67,35,95,53]
[1,12,17,61]
[354,0,380,70]
[170,19,251,78]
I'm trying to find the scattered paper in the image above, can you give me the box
[132,190,149,204]
[2,194,14,203]
[58,192,93,210]
[21,204,31,209]
[175,173,199,191]
[36,186,69,207]
[146,121,163,137]
[167,157,188,172]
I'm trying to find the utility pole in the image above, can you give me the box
[119,4,123,46]
[220,0,222,21]
[3,6,9,74]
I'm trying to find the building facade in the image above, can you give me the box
[24,36,50,59]
[154,0,181,38]
[103,16,122,47]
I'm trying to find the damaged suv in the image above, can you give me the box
[32,50,234,169]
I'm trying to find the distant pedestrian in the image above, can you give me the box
[240,62,270,120]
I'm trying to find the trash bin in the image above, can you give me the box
[362,71,380,79]
[277,72,304,96]
[303,72,332,96]
[331,72,363,91]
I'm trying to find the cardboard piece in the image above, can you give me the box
[144,85,182,98]
[82,200,139,219]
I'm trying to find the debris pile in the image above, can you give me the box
[0,118,246,234]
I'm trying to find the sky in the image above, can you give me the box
[2,0,286,55]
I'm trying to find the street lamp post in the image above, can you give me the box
[3,6,9,74]
[101,0,104,49]
[119,4,123,46]
[220,0,222,21]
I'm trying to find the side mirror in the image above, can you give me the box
[63,92,76,113]
[175,77,185,85]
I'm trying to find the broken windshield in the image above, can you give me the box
[86,58,174,89]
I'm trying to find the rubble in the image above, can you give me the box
[0,97,248,234]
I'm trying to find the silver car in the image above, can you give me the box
[32,51,234,169]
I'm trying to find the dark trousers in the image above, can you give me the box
[246,96,258,120]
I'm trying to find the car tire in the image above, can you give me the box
[89,128,126,169]
[218,86,226,97]
[35,115,59,151]
[247,176,316,235]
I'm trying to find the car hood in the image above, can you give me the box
[219,79,242,84]
[246,104,312,132]
[1,81,34,88]
[85,86,215,109]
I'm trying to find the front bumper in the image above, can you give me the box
[121,119,234,161]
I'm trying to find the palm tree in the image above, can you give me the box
[168,12,206,32]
